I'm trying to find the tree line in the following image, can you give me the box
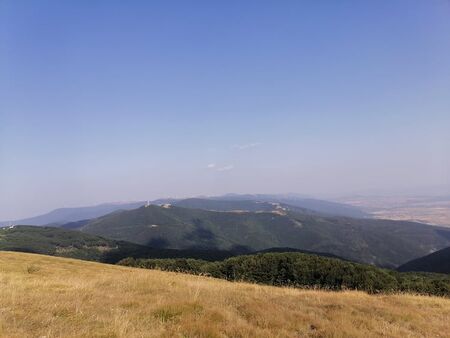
[118,252,450,297]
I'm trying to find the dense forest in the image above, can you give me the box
[118,252,450,297]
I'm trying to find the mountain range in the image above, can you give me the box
[0,194,368,227]
[74,203,450,268]
[2,195,450,270]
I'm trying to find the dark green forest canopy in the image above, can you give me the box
[119,252,450,297]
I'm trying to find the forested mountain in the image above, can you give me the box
[0,225,349,264]
[78,204,450,268]
[5,198,449,270]
[1,194,366,227]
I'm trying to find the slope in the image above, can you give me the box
[0,226,234,263]
[397,246,450,274]
[1,251,449,338]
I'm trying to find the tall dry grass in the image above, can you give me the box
[0,251,449,337]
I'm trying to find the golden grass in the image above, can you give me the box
[1,252,449,337]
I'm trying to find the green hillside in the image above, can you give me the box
[79,205,450,268]
[0,226,235,263]
[398,247,450,274]
[0,225,121,261]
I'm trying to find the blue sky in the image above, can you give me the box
[1,1,449,219]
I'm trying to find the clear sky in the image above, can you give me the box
[1,1,449,220]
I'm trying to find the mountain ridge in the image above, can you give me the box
[78,204,450,268]
[1,194,368,227]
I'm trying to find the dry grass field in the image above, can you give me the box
[1,252,449,338]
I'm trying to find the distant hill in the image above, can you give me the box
[174,198,285,212]
[78,204,450,268]
[0,202,145,227]
[172,198,317,215]
[0,226,235,263]
[0,194,368,227]
[210,194,369,218]
[149,194,369,218]
[397,247,450,274]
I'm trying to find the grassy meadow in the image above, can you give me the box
[0,251,449,338]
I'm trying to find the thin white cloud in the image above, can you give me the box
[233,142,262,150]
[207,163,216,169]
[216,165,234,172]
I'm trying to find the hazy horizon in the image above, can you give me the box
[1,1,449,220]
[3,186,450,222]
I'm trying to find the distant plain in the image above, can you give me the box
[339,195,450,227]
